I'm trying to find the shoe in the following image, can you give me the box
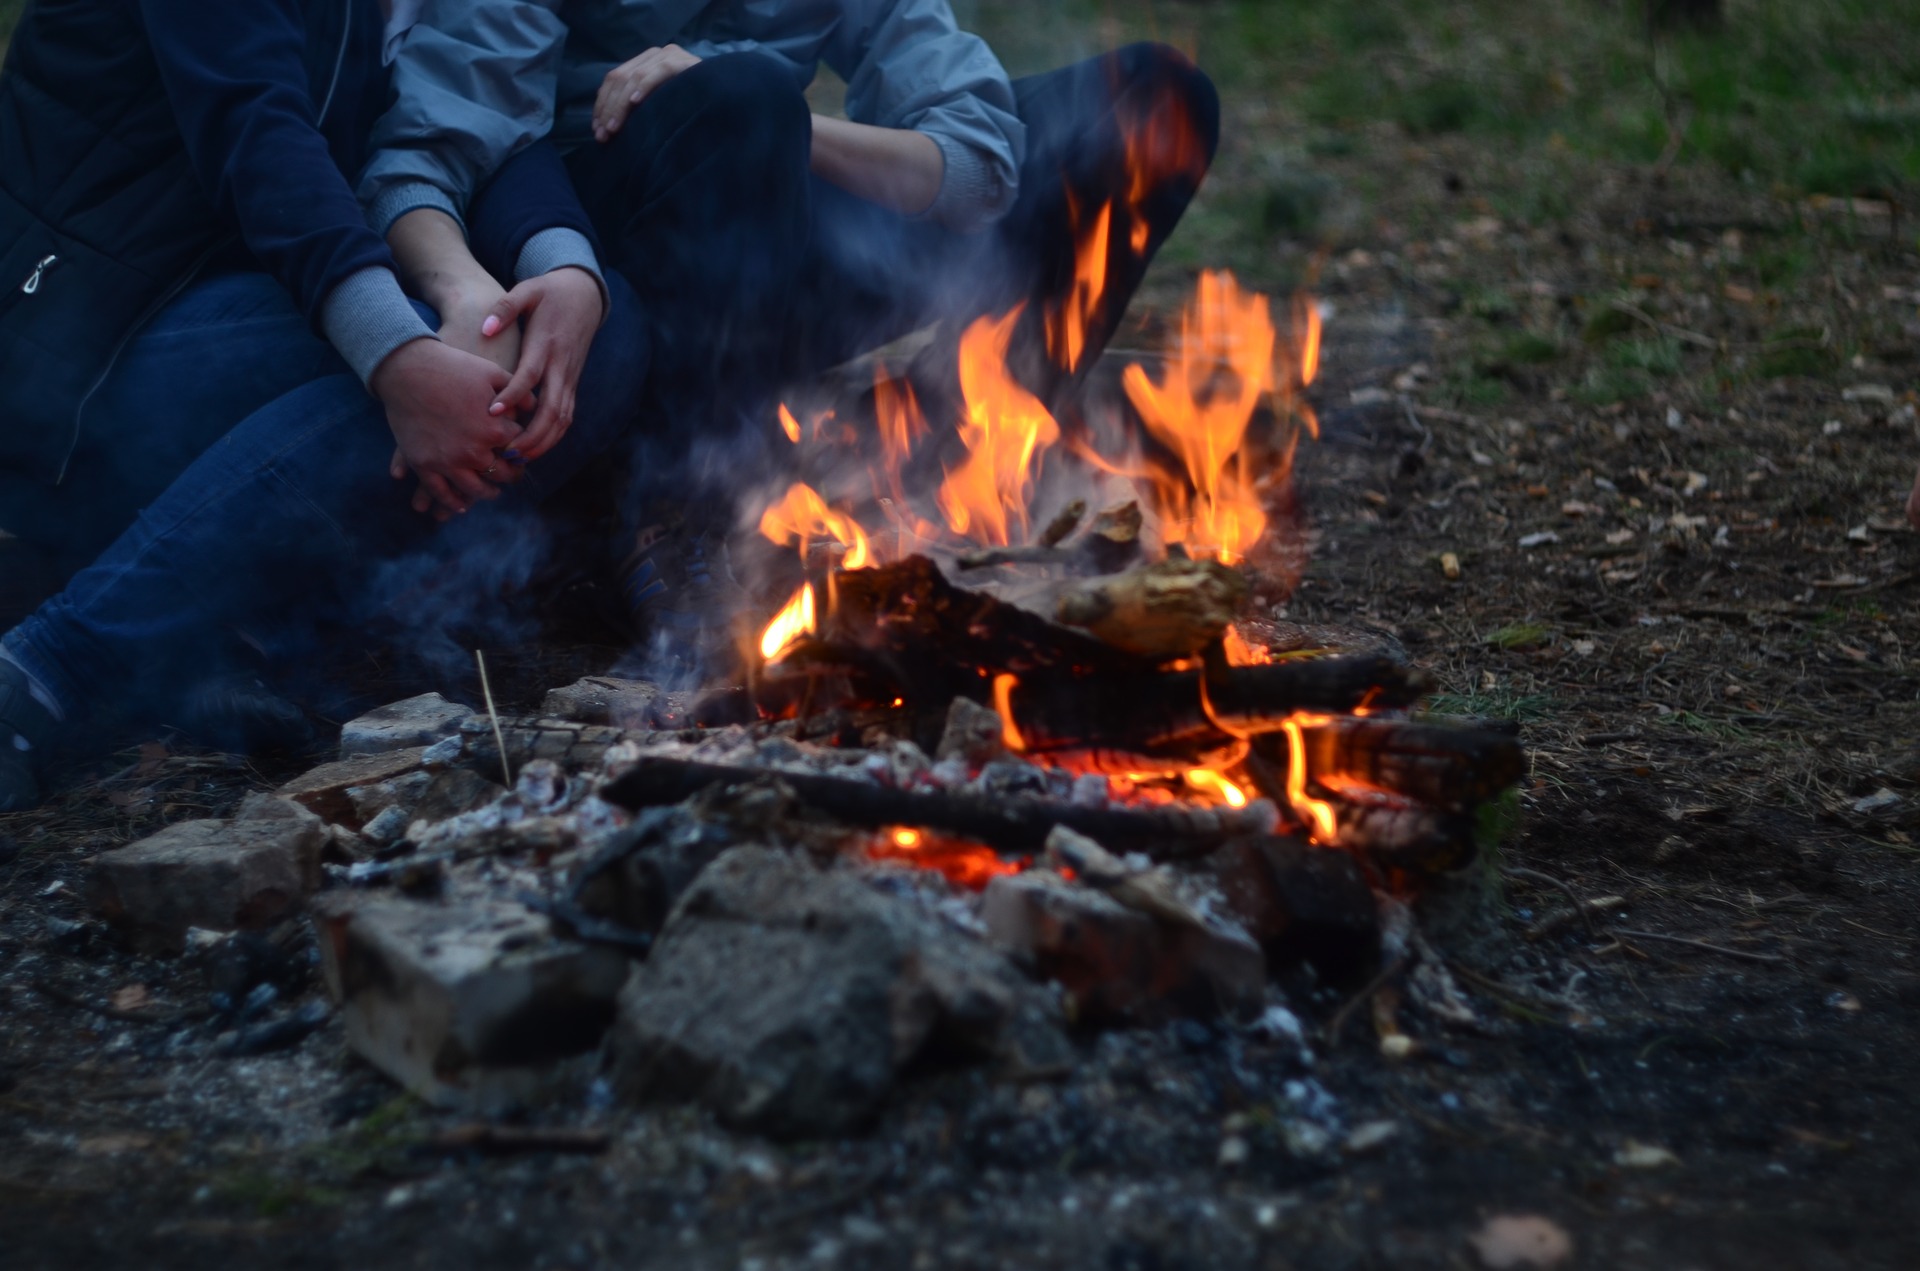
[617,512,750,646]
[178,673,315,756]
[0,659,57,813]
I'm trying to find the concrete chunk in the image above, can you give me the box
[91,798,323,953]
[982,870,1265,1025]
[278,747,428,827]
[315,895,631,1113]
[338,693,474,759]
[613,846,1051,1138]
[539,676,662,728]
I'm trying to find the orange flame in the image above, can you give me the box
[1048,196,1112,374]
[1184,768,1248,808]
[991,673,1026,752]
[1296,298,1322,388]
[759,581,816,663]
[758,482,872,570]
[1223,626,1271,666]
[937,308,1061,546]
[1279,712,1338,843]
[1122,271,1276,563]
[777,403,802,444]
[874,369,927,468]
[1120,89,1211,258]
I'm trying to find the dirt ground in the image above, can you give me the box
[5,2,1920,1268]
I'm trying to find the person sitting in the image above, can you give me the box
[362,0,1220,634]
[0,0,645,812]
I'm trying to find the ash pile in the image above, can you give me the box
[83,619,1524,1137]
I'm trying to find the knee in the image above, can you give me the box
[1115,42,1221,169]
[582,273,651,423]
[656,52,811,157]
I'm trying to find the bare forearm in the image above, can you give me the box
[810,116,944,216]
[386,208,499,313]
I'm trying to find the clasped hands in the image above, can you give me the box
[375,265,604,520]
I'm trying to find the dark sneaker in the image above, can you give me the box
[0,659,57,813]
[617,517,750,645]
[178,673,315,756]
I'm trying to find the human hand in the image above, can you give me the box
[594,44,701,141]
[436,276,524,377]
[370,338,520,520]
[481,267,606,463]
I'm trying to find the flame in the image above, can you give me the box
[758,482,872,570]
[1223,627,1271,666]
[1048,195,1112,374]
[1122,271,1276,563]
[759,581,816,662]
[874,369,927,470]
[1184,769,1248,808]
[778,403,802,444]
[1120,89,1211,258]
[991,674,1026,752]
[1279,713,1338,842]
[1296,298,1322,388]
[937,308,1061,546]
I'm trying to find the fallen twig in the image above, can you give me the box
[1610,929,1786,964]
[1505,866,1600,938]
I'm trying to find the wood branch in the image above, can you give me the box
[599,754,1278,860]
[1257,716,1526,813]
[1325,800,1476,874]
[1206,656,1434,726]
[1040,499,1086,547]
[1054,557,1248,657]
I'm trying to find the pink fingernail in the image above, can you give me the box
[490,402,506,415]
[482,316,500,337]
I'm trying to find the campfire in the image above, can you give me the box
[80,162,1528,1139]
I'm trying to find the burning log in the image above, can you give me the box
[1325,801,1477,874]
[1270,716,1526,815]
[1053,556,1248,657]
[598,755,1278,860]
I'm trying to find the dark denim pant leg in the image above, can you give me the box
[567,53,813,514]
[782,43,1220,404]
[0,271,348,577]
[2,273,648,719]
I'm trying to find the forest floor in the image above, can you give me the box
[5,2,1920,1268]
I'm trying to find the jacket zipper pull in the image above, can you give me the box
[21,254,57,295]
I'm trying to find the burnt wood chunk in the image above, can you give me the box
[1276,716,1525,813]
[1053,557,1248,657]
[1205,836,1379,984]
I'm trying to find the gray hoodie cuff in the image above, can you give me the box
[319,266,439,386]
[368,181,466,240]
[924,133,1012,235]
[514,228,610,319]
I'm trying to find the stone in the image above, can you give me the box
[1206,836,1379,984]
[91,796,324,953]
[346,770,435,825]
[408,767,505,826]
[279,747,429,827]
[540,676,663,728]
[935,696,1009,766]
[981,870,1265,1025]
[314,894,631,1113]
[338,693,475,759]
[613,846,1051,1138]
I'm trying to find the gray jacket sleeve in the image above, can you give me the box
[821,0,1025,234]
[357,0,571,234]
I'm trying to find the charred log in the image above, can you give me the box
[599,755,1278,860]
[1053,557,1248,658]
[1254,716,1525,814]
[1327,801,1477,874]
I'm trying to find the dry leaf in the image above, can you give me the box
[110,984,150,1012]
[1614,1140,1681,1169]
[1469,1215,1574,1269]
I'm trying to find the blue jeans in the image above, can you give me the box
[4,271,649,718]
[0,271,352,577]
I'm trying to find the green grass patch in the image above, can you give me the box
[1486,622,1554,650]
[1501,332,1564,365]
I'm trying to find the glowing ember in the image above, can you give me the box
[1121,270,1276,564]
[871,828,1020,890]
[937,307,1061,547]
[1184,768,1248,808]
[991,673,1026,752]
[1048,195,1112,374]
[759,581,816,662]
[891,827,922,849]
[778,402,802,444]
[758,482,872,570]
[1279,712,1338,842]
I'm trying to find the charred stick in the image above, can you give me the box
[1253,715,1525,814]
[599,755,1277,860]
